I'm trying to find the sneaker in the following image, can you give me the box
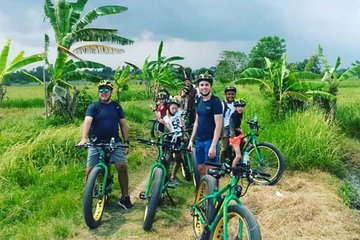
[172,177,181,185]
[117,196,133,210]
[167,178,177,188]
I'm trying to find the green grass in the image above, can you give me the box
[1,81,359,238]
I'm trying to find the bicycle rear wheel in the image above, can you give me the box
[83,167,106,229]
[193,175,217,239]
[209,204,261,240]
[143,167,163,231]
[246,142,285,185]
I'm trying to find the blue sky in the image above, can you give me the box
[0,0,359,69]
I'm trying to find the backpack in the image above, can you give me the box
[222,100,230,117]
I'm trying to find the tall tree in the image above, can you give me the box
[248,36,286,69]
[215,50,248,83]
[0,39,43,102]
[43,0,133,118]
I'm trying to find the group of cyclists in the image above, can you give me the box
[78,73,247,210]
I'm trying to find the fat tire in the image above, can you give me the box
[209,204,262,240]
[181,152,192,181]
[191,150,200,189]
[246,142,285,185]
[193,175,217,239]
[143,167,163,231]
[83,167,106,229]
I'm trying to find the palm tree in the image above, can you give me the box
[0,39,43,102]
[43,0,133,118]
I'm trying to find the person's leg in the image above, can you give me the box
[115,163,129,196]
[195,140,207,178]
[171,152,181,179]
[231,145,241,168]
[112,147,133,209]
[85,147,99,181]
[220,127,230,163]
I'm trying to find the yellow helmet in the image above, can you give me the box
[98,80,114,90]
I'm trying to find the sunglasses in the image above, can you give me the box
[99,88,111,93]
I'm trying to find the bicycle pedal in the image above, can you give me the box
[139,191,147,200]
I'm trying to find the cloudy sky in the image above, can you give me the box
[0,0,359,69]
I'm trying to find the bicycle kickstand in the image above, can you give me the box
[165,189,176,206]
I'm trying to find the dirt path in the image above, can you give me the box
[72,171,360,240]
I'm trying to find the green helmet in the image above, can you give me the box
[167,97,181,107]
[233,99,246,107]
[98,80,114,90]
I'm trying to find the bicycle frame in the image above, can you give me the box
[94,150,112,197]
[193,175,243,239]
[144,135,171,200]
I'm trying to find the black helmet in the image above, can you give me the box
[98,80,114,90]
[181,87,189,95]
[233,99,246,107]
[196,72,213,85]
[157,92,168,100]
[224,86,237,94]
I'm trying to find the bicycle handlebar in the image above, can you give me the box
[136,138,191,152]
[75,142,129,149]
[205,161,271,179]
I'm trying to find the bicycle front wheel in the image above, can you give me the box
[193,175,217,239]
[83,167,106,229]
[143,167,163,231]
[181,152,192,181]
[209,204,262,240]
[246,142,285,185]
[191,150,200,189]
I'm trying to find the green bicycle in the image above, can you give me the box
[227,116,285,185]
[191,160,270,239]
[138,131,194,231]
[77,138,128,229]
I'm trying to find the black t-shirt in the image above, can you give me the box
[196,95,223,140]
[230,111,243,137]
[86,101,125,142]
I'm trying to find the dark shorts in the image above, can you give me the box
[221,125,230,138]
[195,139,219,165]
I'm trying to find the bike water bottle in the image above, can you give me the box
[253,114,258,122]
[243,151,250,167]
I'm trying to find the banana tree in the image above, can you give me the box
[127,41,184,100]
[44,0,133,118]
[0,38,44,102]
[317,56,360,119]
[238,53,332,118]
[113,65,136,102]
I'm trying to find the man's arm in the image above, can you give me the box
[188,113,198,151]
[119,118,129,142]
[78,116,93,145]
[212,114,223,144]
[208,114,223,159]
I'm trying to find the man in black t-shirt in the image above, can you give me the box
[78,80,133,210]
[188,73,223,179]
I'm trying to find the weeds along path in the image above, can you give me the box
[72,171,360,240]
